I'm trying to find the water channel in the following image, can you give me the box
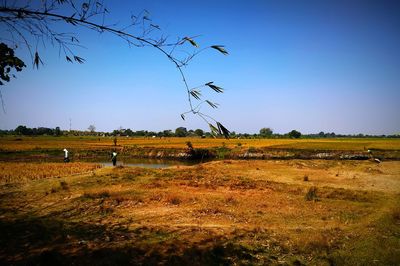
[81,157,204,168]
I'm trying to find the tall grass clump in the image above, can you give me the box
[305,186,319,201]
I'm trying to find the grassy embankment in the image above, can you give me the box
[0,159,399,265]
[1,136,400,160]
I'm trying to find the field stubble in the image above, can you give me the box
[1,136,400,151]
[0,159,399,265]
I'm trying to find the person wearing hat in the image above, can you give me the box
[63,148,70,163]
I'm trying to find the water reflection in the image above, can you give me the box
[82,157,201,168]
[100,161,171,168]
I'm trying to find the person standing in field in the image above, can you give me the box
[111,151,117,166]
[63,148,70,163]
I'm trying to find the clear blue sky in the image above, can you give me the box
[1,0,399,134]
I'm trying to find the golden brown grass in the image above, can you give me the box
[1,135,399,151]
[0,159,399,264]
[0,162,101,183]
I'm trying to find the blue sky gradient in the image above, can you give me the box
[1,0,399,134]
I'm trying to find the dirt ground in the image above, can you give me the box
[0,159,399,265]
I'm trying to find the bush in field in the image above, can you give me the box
[288,130,302,139]
[305,186,319,201]
[186,141,194,150]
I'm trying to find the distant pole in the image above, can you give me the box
[69,118,72,132]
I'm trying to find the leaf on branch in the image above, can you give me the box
[209,123,220,138]
[34,52,44,69]
[190,89,202,100]
[205,82,223,93]
[82,3,89,10]
[66,56,73,63]
[65,17,78,25]
[217,122,230,139]
[150,24,160,30]
[73,56,85,64]
[206,100,219,109]
[211,45,228,55]
[180,114,185,120]
[143,15,151,21]
[184,37,199,48]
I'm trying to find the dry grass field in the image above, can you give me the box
[0,162,101,183]
[0,159,399,265]
[1,135,400,151]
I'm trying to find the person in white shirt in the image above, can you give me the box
[63,148,70,163]
[111,151,117,166]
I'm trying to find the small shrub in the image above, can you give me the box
[60,181,69,190]
[225,195,238,205]
[216,146,230,159]
[98,191,111,198]
[303,175,309,182]
[168,196,182,205]
[305,186,319,201]
[248,146,257,153]
[186,141,193,150]
[114,196,125,205]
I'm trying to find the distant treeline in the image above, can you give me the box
[0,125,399,139]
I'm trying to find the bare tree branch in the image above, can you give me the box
[0,1,230,137]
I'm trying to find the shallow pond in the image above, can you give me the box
[0,156,209,168]
[82,157,203,168]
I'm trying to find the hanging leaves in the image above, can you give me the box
[64,17,78,25]
[205,82,223,93]
[211,45,228,55]
[205,100,219,109]
[73,56,85,64]
[0,2,230,134]
[209,123,220,137]
[82,3,89,10]
[217,122,230,139]
[184,37,199,48]
[190,89,201,100]
[150,24,160,30]
[208,122,230,139]
[33,52,44,69]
